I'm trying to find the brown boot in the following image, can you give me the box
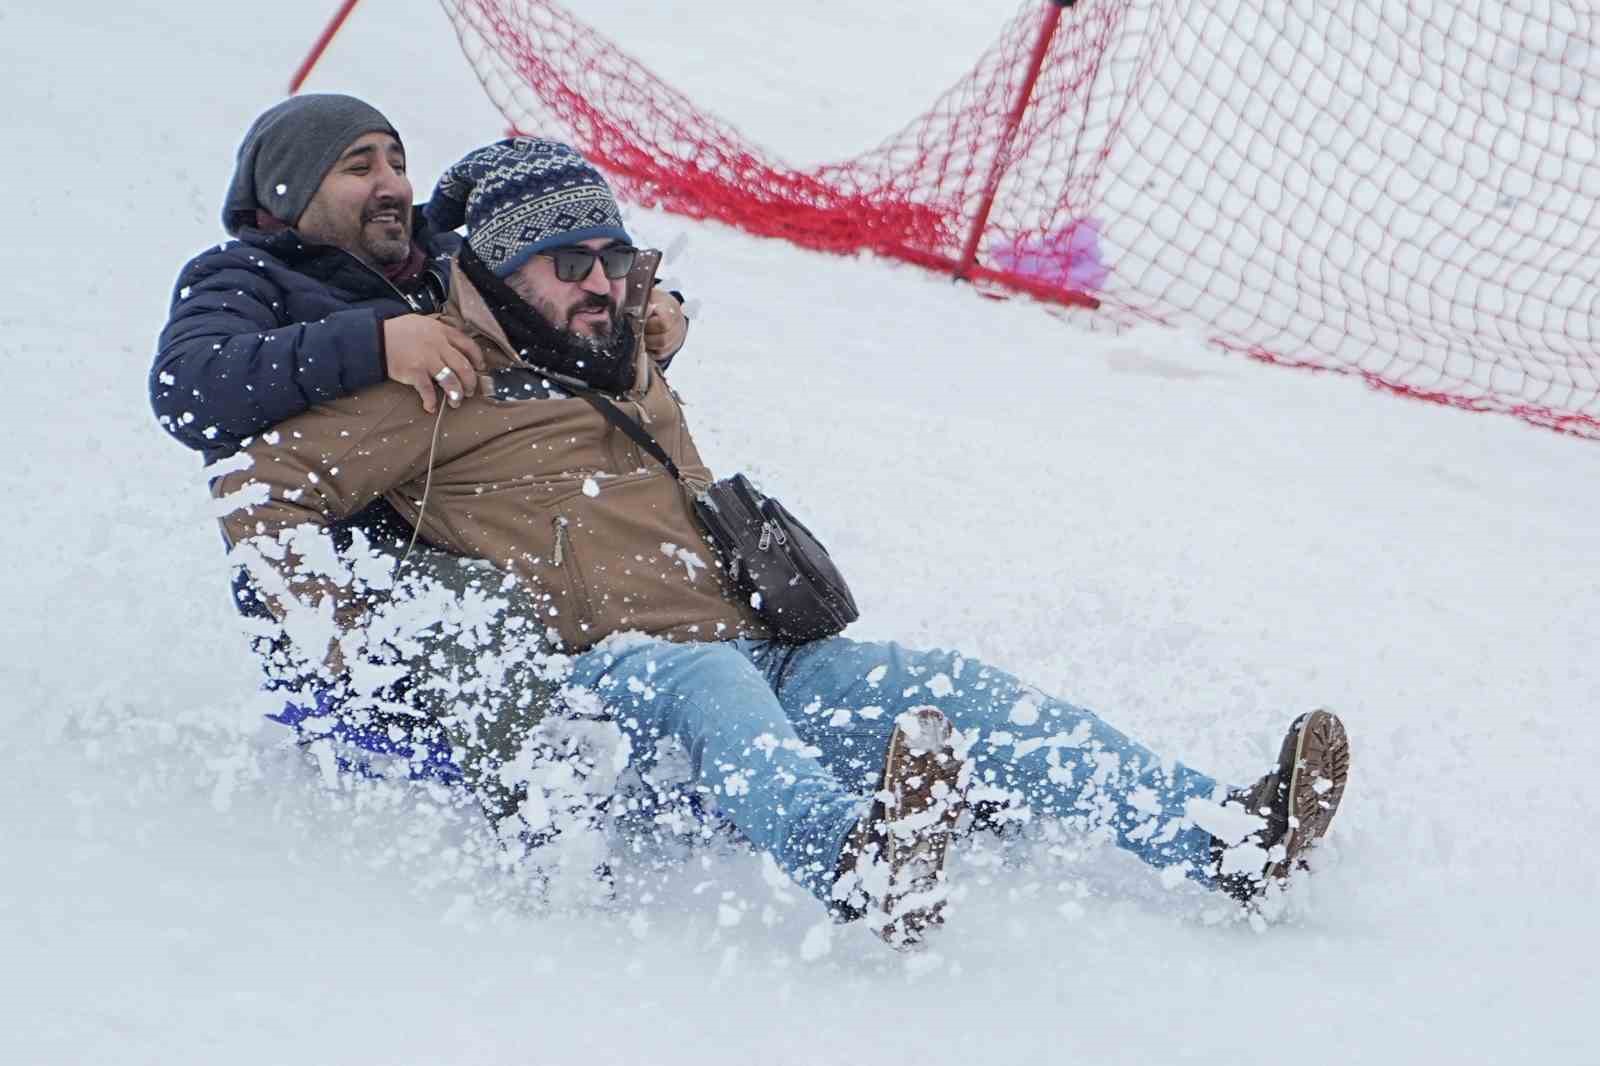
[1215,709,1350,903]
[833,706,968,950]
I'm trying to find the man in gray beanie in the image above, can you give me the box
[155,93,484,456]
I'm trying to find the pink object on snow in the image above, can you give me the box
[988,218,1110,293]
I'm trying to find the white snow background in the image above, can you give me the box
[3,1,1598,1063]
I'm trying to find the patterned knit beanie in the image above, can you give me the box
[424,138,631,278]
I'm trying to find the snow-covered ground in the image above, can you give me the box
[4,1,1598,1062]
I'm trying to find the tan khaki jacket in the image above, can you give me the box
[214,260,766,653]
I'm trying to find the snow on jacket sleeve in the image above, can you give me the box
[150,250,388,454]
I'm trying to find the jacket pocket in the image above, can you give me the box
[551,514,598,640]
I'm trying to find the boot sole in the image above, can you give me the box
[1267,709,1350,881]
[874,707,967,949]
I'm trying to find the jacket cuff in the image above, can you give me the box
[375,312,389,379]
[333,308,388,394]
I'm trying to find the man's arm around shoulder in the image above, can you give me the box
[151,246,388,454]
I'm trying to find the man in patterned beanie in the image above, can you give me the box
[424,137,687,392]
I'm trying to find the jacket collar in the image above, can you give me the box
[443,257,519,368]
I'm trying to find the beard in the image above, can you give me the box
[294,195,412,270]
[359,205,412,268]
[540,290,622,343]
[523,286,628,376]
[458,244,638,394]
[553,304,632,388]
[363,230,411,268]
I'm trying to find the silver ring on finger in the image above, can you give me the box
[434,368,454,383]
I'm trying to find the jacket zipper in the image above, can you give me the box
[553,515,570,566]
[338,248,424,310]
[551,515,597,629]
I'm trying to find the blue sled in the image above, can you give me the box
[266,691,464,786]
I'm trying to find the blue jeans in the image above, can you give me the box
[567,636,1225,903]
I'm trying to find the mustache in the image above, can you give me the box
[362,197,408,224]
[573,293,617,316]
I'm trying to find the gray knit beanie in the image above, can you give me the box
[221,94,401,234]
[424,138,630,277]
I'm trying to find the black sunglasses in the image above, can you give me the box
[539,244,640,283]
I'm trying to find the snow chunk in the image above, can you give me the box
[207,451,255,478]
[1128,786,1162,816]
[659,542,708,581]
[211,480,269,517]
[1008,694,1041,726]
[1218,841,1269,878]
[1187,796,1264,846]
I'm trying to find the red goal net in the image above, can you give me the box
[438,0,1600,439]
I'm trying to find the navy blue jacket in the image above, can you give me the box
[151,210,458,463]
